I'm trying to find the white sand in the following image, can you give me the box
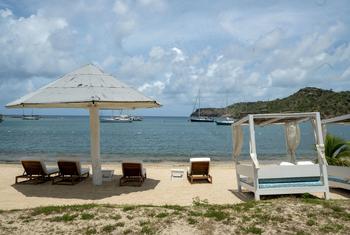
[0,162,348,210]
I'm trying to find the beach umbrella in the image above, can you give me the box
[6,64,160,185]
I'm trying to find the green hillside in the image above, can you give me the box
[191,87,350,119]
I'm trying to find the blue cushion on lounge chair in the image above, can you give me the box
[329,176,350,184]
[240,177,323,189]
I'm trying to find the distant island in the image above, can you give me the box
[191,87,350,119]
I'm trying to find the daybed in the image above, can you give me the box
[232,112,329,200]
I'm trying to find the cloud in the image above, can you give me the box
[0,8,76,79]
[0,0,350,116]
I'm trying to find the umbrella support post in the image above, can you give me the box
[89,105,102,186]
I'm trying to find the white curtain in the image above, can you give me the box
[285,122,300,163]
[233,125,243,160]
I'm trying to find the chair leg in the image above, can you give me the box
[255,193,260,201]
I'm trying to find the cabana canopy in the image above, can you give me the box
[232,112,329,200]
[322,114,350,125]
[6,64,160,185]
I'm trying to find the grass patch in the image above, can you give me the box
[306,219,316,226]
[31,204,98,216]
[319,223,344,233]
[102,224,116,233]
[116,222,125,227]
[204,208,229,221]
[122,206,137,212]
[188,210,202,217]
[187,217,197,224]
[81,213,94,220]
[85,227,97,235]
[162,205,184,211]
[123,229,132,234]
[155,212,169,218]
[241,225,263,234]
[140,224,155,234]
[110,214,122,220]
[50,213,77,222]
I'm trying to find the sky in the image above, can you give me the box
[0,0,349,116]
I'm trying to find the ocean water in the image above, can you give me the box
[0,116,349,162]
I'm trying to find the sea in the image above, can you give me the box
[0,116,349,163]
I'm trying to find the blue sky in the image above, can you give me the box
[0,0,349,116]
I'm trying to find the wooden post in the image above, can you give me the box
[315,112,329,199]
[232,125,241,192]
[89,105,102,186]
[248,115,260,200]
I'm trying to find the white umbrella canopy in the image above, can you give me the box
[6,64,160,185]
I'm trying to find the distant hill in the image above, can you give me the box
[191,87,350,119]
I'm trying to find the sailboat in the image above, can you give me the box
[100,110,133,123]
[22,109,40,120]
[190,90,214,122]
[215,94,234,125]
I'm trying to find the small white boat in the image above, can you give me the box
[215,117,234,125]
[101,115,132,123]
[132,116,143,121]
[22,115,40,120]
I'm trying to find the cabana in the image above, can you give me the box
[322,114,350,190]
[232,112,329,200]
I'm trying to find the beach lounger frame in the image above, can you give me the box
[233,112,330,200]
[119,162,147,186]
[15,159,59,184]
[322,114,350,191]
[52,160,90,185]
[187,158,212,183]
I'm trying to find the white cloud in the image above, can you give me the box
[0,9,76,78]
[171,47,185,62]
[340,67,350,80]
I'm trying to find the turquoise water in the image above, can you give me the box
[0,116,349,162]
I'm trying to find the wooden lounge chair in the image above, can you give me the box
[52,160,89,185]
[15,158,59,184]
[187,158,212,183]
[120,162,146,186]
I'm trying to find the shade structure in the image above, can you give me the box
[6,64,160,185]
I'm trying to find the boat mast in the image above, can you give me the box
[198,90,201,118]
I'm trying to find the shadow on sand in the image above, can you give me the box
[229,189,254,202]
[12,175,160,200]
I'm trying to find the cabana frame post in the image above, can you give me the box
[233,112,330,200]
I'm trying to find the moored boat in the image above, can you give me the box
[215,117,234,125]
[190,90,214,122]
[101,115,133,123]
[22,115,40,120]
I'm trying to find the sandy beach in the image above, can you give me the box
[0,162,349,210]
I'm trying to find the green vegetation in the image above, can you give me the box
[50,213,77,222]
[81,213,94,220]
[1,197,349,234]
[191,87,350,118]
[155,212,169,218]
[324,134,350,166]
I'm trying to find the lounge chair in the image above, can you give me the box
[15,158,59,184]
[187,158,212,183]
[52,159,90,185]
[119,162,146,186]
